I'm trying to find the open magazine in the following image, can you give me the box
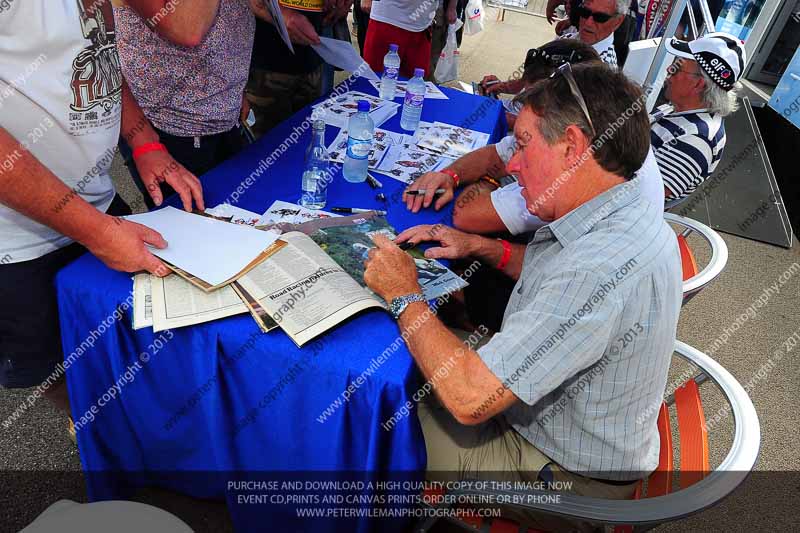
[236,213,468,346]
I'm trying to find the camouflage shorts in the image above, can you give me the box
[245,67,322,138]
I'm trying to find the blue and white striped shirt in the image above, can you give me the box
[477,178,682,480]
[651,109,726,200]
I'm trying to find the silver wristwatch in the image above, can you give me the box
[389,293,427,320]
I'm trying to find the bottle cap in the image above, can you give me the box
[389,44,399,52]
[357,100,370,113]
[414,68,425,78]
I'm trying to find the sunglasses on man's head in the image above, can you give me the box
[575,5,618,23]
[550,63,596,140]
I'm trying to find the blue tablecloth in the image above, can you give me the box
[56,78,505,533]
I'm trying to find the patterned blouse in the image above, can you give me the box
[114,0,255,137]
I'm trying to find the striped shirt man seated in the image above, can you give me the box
[655,32,747,202]
[362,64,683,527]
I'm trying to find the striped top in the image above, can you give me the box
[651,109,726,200]
[477,179,682,480]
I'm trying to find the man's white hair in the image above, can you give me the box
[615,0,631,15]
[700,70,739,116]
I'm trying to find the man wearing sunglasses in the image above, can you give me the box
[363,65,682,525]
[559,0,631,67]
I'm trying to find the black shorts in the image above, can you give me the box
[0,196,130,389]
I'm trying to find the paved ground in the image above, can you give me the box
[2,7,798,532]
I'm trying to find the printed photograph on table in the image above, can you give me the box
[368,79,449,100]
[326,127,406,167]
[306,215,466,301]
[372,143,454,184]
[260,200,339,227]
[415,121,491,158]
[311,91,399,128]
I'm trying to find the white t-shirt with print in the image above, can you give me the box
[0,0,120,263]
[371,0,438,33]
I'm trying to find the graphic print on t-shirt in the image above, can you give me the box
[69,0,123,135]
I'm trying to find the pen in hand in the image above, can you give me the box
[404,188,447,196]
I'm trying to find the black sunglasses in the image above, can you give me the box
[575,5,618,24]
[525,48,586,68]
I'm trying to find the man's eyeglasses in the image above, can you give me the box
[551,62,596,140]
[575,5,618,24]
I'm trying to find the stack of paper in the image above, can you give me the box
[129,206,285,332]
[311,91,399,128]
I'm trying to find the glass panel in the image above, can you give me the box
[716,0,767,39]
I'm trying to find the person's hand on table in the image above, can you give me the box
[283,7,321,45]
[86,216,170,277]
[403,171,455,213]
[363,234,422,302]
[394,224,479,260]
[134,149,205,212]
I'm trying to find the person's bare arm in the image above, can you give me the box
[394,224,525,281]
[452,182,507,234]
[120,80,204,211]
[123,0,220,47]
[249,1,320,45]
[404,145,507,212]
[0,128,167,275]
[363,234,518,424]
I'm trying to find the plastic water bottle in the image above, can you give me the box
[400,68,426,131]
[300,118,330,209]
[379,44,400,100]
[343,100,374,183]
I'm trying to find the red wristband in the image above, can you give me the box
[132,142,166,160]
[441,168,460,188]
[496,239,512,270]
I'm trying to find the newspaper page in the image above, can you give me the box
[150,273,250,332]
[231,281,279,333]
[237,232,385,347]
[133,273,153,330]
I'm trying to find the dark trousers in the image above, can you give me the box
[0,196,131,388]
[353,0,370,55]
[120,126,246,210]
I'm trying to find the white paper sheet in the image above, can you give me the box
[263,0,294,54]
[126,207,280,287]
[312,37,378,81]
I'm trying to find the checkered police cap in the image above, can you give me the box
[666,32,746,91]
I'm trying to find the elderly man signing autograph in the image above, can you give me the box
[362,63,683,526]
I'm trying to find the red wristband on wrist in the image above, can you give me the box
[496,239,512,270]
[441,168,460,188]
[132,142,166,160]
